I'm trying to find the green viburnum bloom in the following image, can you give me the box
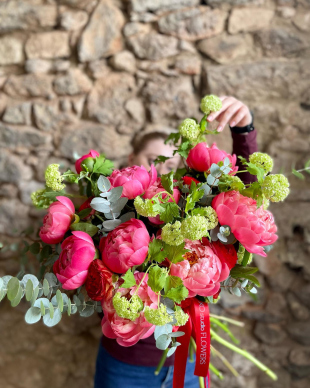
[31,189,54,209]
[262,174,290,202]
[237,244,252,265]
[249,152,274,173]
[45,164,65,191]
[134,196,159,218]
[200,95,222,116]
[181,216,209,241]
[161,221,184,246]
[201,207,218,230]
[179,118,201,141]
[175,308,189,326]
[144,304,172,326]
[113,293,143,321]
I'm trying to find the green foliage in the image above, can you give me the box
[148,266,168,293]
[154,155,171,165]
[70,222,99,237]
[148,239,167,263]
[158,202,180,223]
[175,141,192,158]
[165,284,188,303]
[161,172,174,195]
[185,181,204,213]
[165,132,181,146]
[165,243,188,264]
[164,276,183,294]
[121,270,137,288]
[93,155,114,175]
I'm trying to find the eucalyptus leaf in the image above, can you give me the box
[167,347,177,357]
[0,278,3,290]
[199,183,212,196]
[25,307,41,324]
[170,331,185,338]
[102,219,122,231]
[224,157,230,166]
[241,279,249,288]
[0,288,6,302]
[120,212,135,223]
[44,273,57,288]
[7,278,20,301]
[67,298,71,316]
[40,300,46,315]
[21,274,39,290]
[43,279,50,296]
[43,309,62,327]
[56,290,64,312]
[156,334,171,350]
[90,198,111,213]
[106,187,123,203]
[30,286,40,306]
[49,302,54,319]
[250,287,257,294]
[97,175,111,193]
[11,284,23,307]
[154,324,173,340]
[79,305,95,317]
[207,174,217,186]
[210,164,222,178]
[232,287,241,297]
[111,197,128,213]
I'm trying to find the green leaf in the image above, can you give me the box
[93,155,114,175]
[67,298,71,316]
[200,115,207,132]
[43,278,50,296]
[11,284,23,307]
[176,141,192,158]
[25,307,41,324]
[148,239,167,263]
[159,202,179,223]
[49,302,54,319]
[166,243,188,264]
[29,242,40,255]
[40,300,46,315]
[121,270,137,288]
[7,277,20,301]
[39,245,52,261]
[154,155,171,165]
[165,132,181,146]
[43,309,62,327]
[185,182,204,213]
[292,169,305,180]
[244,274,260,287]
[161,172,174,195]
[147,266,168,293]
[241,249,251,266]
[30,286,40,306]
[56,289,64,312]
[165,284,188,303]
[70,222,99,237]
[78,208,93,219]
[230,265,258,277]
[305,160,310,174]
[164,276,183,294]
[156,334,171,350]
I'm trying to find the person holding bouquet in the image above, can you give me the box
[94,96,258,388]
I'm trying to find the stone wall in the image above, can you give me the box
[0,0,310,387]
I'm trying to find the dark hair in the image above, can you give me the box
[131,131,168,155]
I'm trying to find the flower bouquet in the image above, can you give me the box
[0,95,291,388]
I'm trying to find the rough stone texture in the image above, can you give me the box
[229,8,275,34]
[78,0,124,62]
[25,31,70,60]
[158,6,227,41]
[0,36,24,65]
[0,1,309,387]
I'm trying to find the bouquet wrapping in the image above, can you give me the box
[1,95,292,387]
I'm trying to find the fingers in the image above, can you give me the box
[215,101,243,132]
[229,106,249,127]
[207,96,234,123]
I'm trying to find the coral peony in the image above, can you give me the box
[108,165,157,200]
[186,143,238,174]
[39,196,75,244]
[101,272,157,347]
[212,191,278,257]
[143,178,181,225]
[100,219,150,274]
[53,231,96,290]
[170,240,229,298]
[85,259,114,301]
[75,149,100,174]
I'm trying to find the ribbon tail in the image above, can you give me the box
[173,316,192,388]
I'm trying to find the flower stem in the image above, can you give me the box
[210,329,277,380]
[198,377,205,388]
[211,345,238,377]
[154,348,169,376]
[209,314,245,327]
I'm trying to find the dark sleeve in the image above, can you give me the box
[231,129,258,184]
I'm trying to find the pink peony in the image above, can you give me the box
[170,240,229,298]
[143,178,181,225]
[39,196,75,244]
[53,231,96,290]
[75,149,100,174]
[186,142,238,174]
[108,165,157,200]
[212,191,278,257]
[101,272,158,347]
[99,219,150,274]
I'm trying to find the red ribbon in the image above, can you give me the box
[173,299,211,388]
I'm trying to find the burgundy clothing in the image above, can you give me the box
[101,130,258,367]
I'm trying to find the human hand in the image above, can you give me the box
[206,96,252,132]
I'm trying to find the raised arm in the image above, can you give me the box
[206,96,258,184]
